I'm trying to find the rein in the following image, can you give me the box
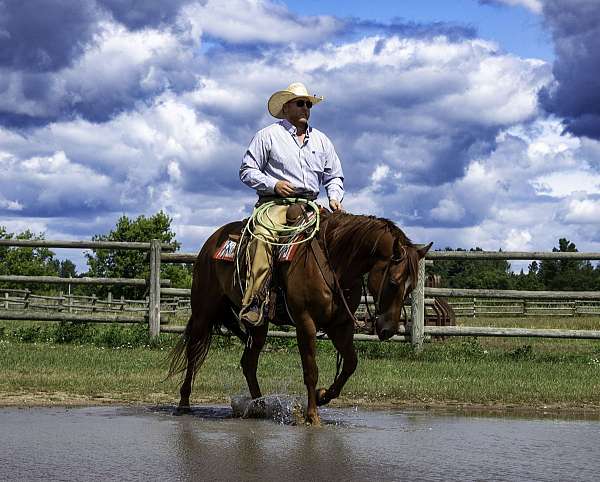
[362,245,409,325]
[313,220,360,326]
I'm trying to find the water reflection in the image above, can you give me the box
[169,405,361,480]
[1,405,600,481]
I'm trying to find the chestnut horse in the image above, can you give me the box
[169,211,431,425]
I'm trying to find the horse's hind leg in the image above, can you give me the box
[317,321,357,406]
[241,322,269,399]
[175,308,215,413]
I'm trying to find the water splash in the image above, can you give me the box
[231,394,306,425]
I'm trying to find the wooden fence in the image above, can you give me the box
[0,239,172,326]
[450,298,600,317]
[1,238,600,347]
[0,288,191,315]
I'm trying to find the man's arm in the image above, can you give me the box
[322,139,345,210]
[239,131,278,194]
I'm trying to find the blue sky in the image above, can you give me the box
[283,0,553,60]
[1,0,599,271]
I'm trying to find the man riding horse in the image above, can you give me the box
[238,82,344,325]
[169,82,432,425]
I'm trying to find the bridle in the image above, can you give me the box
[363,245,410,322]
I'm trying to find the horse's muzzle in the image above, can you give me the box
[376,327,395,341]
[375,315,396,341]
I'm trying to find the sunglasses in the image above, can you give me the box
[294,99,313,109]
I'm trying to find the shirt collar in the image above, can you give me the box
[279,119,311,138]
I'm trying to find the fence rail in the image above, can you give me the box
[449,299,600,317]
[0,239,175,251]
[0,275,171,286]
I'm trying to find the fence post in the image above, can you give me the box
[410,257,426,351]
[149,239,161,338]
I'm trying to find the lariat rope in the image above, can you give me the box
[244,198,320,246]
[235,198,321,293]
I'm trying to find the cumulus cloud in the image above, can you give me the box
[539,0,600,140]
[0,150,114,217]
[0,21,197,126]
[479,0,543,14]
[557,196,600,225]
[0,0,101,72]
[97,0,196,30]
[183,0,341,45]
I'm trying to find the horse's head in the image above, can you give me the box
[368,240,432,341]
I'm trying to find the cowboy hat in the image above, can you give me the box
[267,82,324,119]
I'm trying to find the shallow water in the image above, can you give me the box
[1,404,599,481]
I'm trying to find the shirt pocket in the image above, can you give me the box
[306,150,326,173]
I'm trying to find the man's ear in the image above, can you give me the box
[417,242,433,259]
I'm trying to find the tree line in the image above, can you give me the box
[430,238,600,291]
[2,211,600,297]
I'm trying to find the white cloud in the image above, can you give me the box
[0,150,113,214]
[559,197,600,224]
[532,171,600,197]
[0,197,23,211]
[503,228,533,251]
[371,164,390,183]
[0,20,196,121]
[430,198,466,222]
[492,0,543,14]
[183,0,341,44]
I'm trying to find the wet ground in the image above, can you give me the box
[1,402,599,481]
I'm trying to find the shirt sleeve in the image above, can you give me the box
[322,138,345,202]
[239,130,278,195]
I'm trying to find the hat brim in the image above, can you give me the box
[267,91,323,119]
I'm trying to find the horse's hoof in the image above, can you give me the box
[316,388,330,406]
[174,405,191,416]
[305,414,322,427]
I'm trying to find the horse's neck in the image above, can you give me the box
[325,220,392,285]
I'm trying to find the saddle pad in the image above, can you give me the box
[213,234,307,262]
[278,234,305,262]
[213,238,237,261]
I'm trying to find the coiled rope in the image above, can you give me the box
[244,198,320,246]
[235,198,321,293]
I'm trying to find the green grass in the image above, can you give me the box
[1,318,600,410]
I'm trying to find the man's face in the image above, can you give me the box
[283,97,311,125]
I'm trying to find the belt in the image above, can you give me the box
[256,192,317,206]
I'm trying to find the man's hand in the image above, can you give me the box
[274,180,297,197]
[329,199,343,211]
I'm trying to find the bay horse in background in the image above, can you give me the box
[169,210,432,425]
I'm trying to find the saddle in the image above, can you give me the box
[211,204,331,325]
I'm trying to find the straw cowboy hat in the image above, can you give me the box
[267,82,324,119]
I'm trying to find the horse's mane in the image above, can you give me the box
[322,212,413,263]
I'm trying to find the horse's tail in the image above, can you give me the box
[167,313,214,381]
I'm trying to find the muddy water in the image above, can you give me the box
[1,404,599,481]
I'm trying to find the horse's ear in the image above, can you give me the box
[417,242,433,259]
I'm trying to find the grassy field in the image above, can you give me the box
[1,317,600,411]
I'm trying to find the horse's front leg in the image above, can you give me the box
[296,320,320,426]
[317,321,357,406]
[240,322,269,399]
